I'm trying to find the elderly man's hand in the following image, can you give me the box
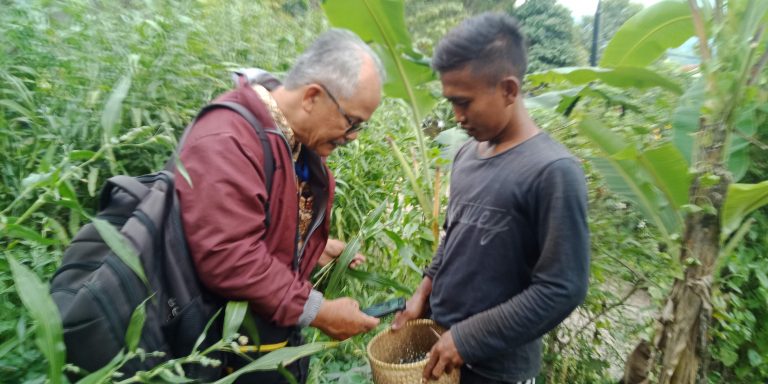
[318,239,365,268]
[311,297,379,340]
[423,330,464,381]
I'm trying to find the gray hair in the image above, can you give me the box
[284,28,386,99]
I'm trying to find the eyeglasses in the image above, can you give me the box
[318,83,367,134]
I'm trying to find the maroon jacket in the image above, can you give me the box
[175,83,334,327]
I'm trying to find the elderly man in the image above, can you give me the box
[175,29,385,383]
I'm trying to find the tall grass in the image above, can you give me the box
[0,1,731,383]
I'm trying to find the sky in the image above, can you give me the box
[557,0,664,19]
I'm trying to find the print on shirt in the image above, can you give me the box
[447,201,511,245]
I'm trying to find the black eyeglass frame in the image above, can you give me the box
[317,83,367,134]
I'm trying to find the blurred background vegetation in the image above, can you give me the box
[1,0,766,383]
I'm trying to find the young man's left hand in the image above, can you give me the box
[423,330,464,381]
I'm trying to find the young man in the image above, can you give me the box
[175,29,384,383]
[392,13,590,384]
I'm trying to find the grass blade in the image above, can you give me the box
[92,218,149,288]
[7,256,65,384]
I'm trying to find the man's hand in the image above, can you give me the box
[310,297,379,340]
[391,295,428,330]
[423,330,464,381]
[392,276,432,330]
[318,239,365,269]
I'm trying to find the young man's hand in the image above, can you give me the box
[311,297,379,340]
[392,276,433,330]
[318,239,366,269]
[423,330,464,381]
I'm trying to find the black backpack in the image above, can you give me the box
[49,101,274,378]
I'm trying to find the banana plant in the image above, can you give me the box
[529,1,768,382]
[322,0,442,244]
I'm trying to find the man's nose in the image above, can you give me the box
[452,107,466,124]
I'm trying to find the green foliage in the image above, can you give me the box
[600,0,694,68]
[710,212,768,382]
[92,218,149,288]
[513,0,586,72]
[579,0,643,62]
[6,255,65,384]
[578,117,688,241]
[214,343,338,384]
[405,1,467,57]
[528,66,683,94]
[722,181,768,238]
[2,0,765,382]
[323,0,436,122]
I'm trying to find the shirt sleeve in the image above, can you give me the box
[176,120,311,327]
[452,158,590,362]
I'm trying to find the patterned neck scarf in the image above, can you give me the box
[252,84,314,247]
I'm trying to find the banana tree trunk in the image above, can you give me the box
[652,120,730,384]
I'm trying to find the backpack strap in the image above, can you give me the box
[168,101,276,228]
[211,101,275,199]
[99,175,151,210]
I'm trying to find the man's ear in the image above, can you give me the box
[301,84,323,113]
[499,76,521,104]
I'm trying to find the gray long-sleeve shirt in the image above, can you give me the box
[426,132,590,382]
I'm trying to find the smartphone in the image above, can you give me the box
[362,297,406,318]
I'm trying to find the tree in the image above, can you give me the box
[513,0,586,73]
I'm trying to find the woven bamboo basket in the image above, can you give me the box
[366,319,460,384]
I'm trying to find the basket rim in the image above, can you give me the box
[366,318,440,370]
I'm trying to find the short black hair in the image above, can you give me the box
[432,13,528,84]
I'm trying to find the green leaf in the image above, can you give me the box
[76,350,125,384]
[192,306,222,352]
[125,297,151,352]
[673,80,755,182]
[434,127,468,161]
[600,0,695,68]
[175,155,193,188]
[91,218,149,287]
[527,66,682,94]
[526,87,582,110]
[672,78,704,162]
[579,117,681,238]
[346,268,413,294]
[325,235,361,298]
[213,342,338,384]
[101,75,131,143]
[276,364,299,384]
[639,143,691,209]
[8,256,65,384]
[87,167,100,197]
[748,349,763,367]
[157,370,197,383]
[722,180,768,238]
[21,171,53,189]
[68,150,98,161]
[5,223,58,246]
[223,301,248,340]
[322,0,436,121]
